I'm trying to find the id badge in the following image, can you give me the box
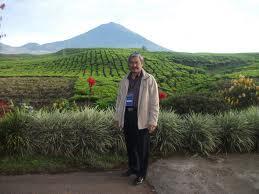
[125,93,134,107]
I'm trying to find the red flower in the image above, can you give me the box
[87,76,96,87]
[159,91,167,100]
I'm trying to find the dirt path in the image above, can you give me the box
[147,153,259,194]
[1,153,258,194]
[0,170,155,194]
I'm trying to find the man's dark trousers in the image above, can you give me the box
[123,107,150,178]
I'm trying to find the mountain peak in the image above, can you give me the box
[103,22,122,26]
[0,22,170,54]
[106,21,119,25]
[94,22,129,32]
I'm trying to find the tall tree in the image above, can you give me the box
[0,2,6,39]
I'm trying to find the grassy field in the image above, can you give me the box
[0,154,127,175]
[0,48,258,107]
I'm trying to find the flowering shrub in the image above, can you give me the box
[19,102,34,113]
[159,91,168,100]
[52,98,78,112]
[220,75,258,108]
[79,76,96,95]
[87,76,96,95]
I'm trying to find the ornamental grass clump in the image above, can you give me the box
[182,112,220,156]
[151,110,185,156]
[216,109,256,153]
[0,108,32,156]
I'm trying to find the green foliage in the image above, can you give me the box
[0,155,71,175]
[158,51,258,69]
[26,107,115,158]
[151,110,185,156]
[71,107,114,157]
[1,48,259,109]
[160,92,230,114]
[240,106,259,135]
[0,154,126,174]
[0,48,222,108]
[70,95,99,104]
[52,98,79,112]
[1,48,259,159]
[1,105,258,158]
[104,108,126,154]
[216,110,256,152]
[182,113,220,156]
[0,108,32,156]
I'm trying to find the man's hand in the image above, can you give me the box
[148,124,157,134]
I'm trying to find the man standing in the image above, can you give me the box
[114,52,159,185]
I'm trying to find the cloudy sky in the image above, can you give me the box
[1,0,259,53]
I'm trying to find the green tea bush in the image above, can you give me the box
[160,92,230,114]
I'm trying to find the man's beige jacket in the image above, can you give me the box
[114,68,159,130]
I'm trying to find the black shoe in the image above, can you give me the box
[133,176,144,185]
[121,169,135,177]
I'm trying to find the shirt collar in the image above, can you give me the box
[125,68,150,81]
[127,69,143,80]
